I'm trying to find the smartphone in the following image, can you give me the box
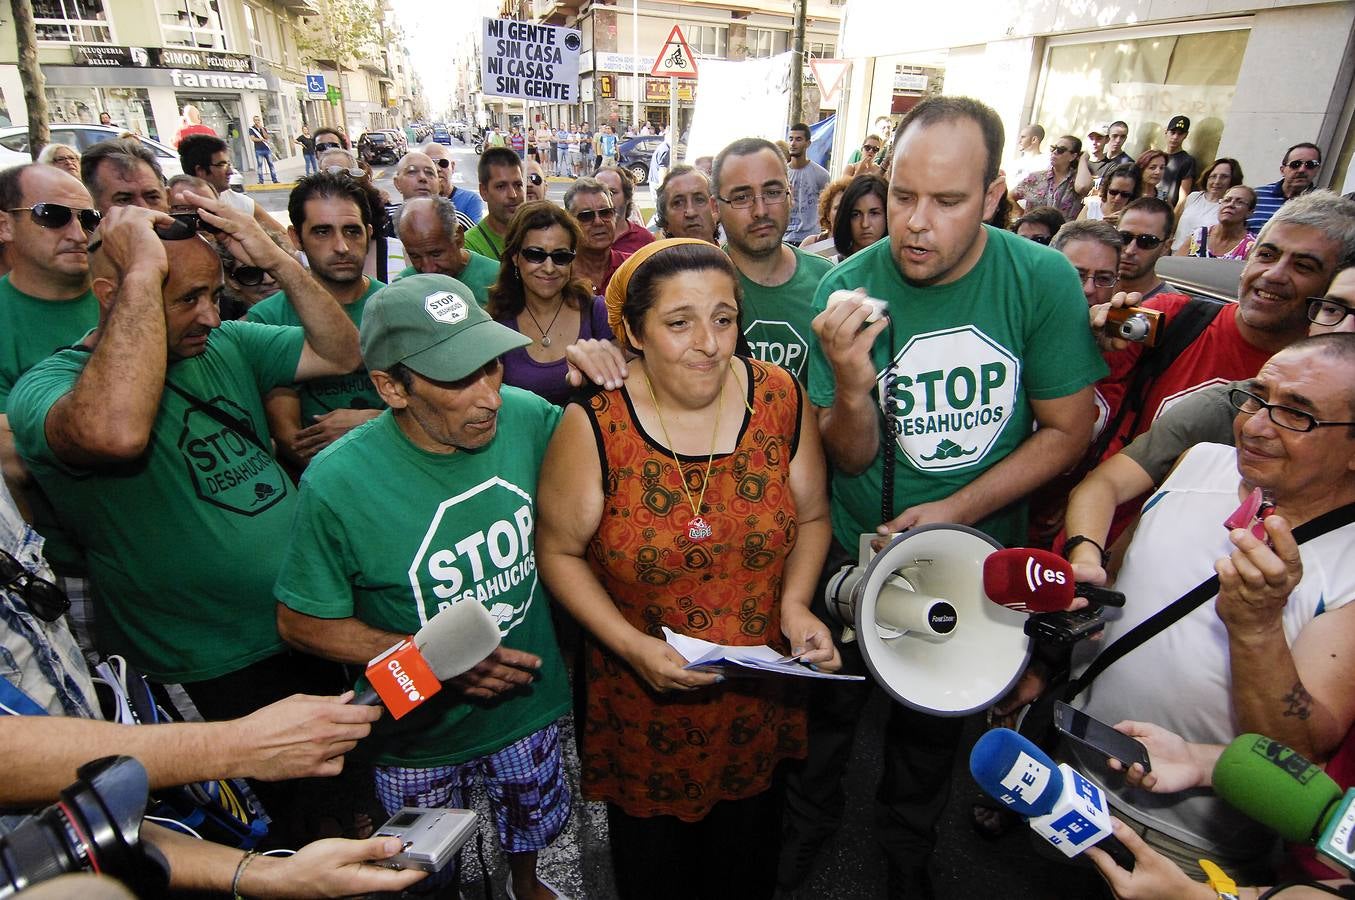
[1054,701,1152,773]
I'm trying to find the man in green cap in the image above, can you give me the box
[274,274,572,900]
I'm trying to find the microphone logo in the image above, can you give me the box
[1025,556,1068,594]
[998,750,1052,806]
[388,657,423,702]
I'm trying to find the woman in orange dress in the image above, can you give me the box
[537,238,839,900]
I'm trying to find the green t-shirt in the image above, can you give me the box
[807,228,1108,548]
[274,391,569,767]
[246,279,384,422]
[9,321,306,682]
[0,277,99,412]
[737,246,833,384]
[463,222,504,261]
[393,250,499,307]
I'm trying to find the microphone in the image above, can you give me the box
[1213,734,1355,875]
[983,548,1125,612]
[352,601,503,718]
[970,727,1135,870]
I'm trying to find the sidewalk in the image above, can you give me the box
[243,150,309,192]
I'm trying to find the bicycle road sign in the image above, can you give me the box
[650,25,699,79]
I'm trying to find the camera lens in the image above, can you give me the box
[1117,314,1151,342]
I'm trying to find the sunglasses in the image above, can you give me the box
[154,212,220,241]
[433,158,451,169]
[324,165,365,178]
[7,203,101,232]
[1285,159,1321,171]
[0,548,70,623]
[1118,231,1164,250]
[1051,146,1074,155]
[863,145,880,154]
[528,172,544,186]
[574,207,616,224]
[1105,189,1135,200]
[228,263,269,286]
[520,246,576,265]
[1024,233,1051,245]
[315,141,343,153]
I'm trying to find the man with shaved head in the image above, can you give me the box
[420,142,483,228]
[395,196,497,305]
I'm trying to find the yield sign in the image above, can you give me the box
[809,58,851,103]
[651,25,699,79]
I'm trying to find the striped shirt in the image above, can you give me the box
[1246,179,1309,235]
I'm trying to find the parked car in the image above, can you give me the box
[357,130,400,165]
[432,125,451,145]
[0,124,183,176]
[618,135,662,185]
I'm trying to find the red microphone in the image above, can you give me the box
[983,548,1125,613]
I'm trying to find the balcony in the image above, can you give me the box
[274,0,320,13]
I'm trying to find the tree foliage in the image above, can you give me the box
[295,0,384,70]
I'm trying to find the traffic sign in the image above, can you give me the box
[650,25,698,79]
[809,58,850,104]
[305,73,327,98]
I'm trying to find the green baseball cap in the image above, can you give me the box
[359,274,530,381]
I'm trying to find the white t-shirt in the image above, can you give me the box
[219,188,256,216]
[1173,191,1222,252]
[1071,442,1355,858]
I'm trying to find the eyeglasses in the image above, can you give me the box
[7,203,101,232]
[1105,189,1135,200]
[1229,388,1355,433]
[51,155,80,165]
[0,548,70,623]
[155,212,220,240]
[1076,269,1118,289]
[324,165,365,178]
[1118,231,1165,250]
[574,207,615,224]
[208,160,231,170]
[315,141,343,153]
[1051,146,1074,155]
[1307,297,1354,327]
[227,262,270,286]
[520,246,576,265]
[1285,159,1321,172]
[717,186,789,209]
[528,172,544,186]
[1024,233,1051,245]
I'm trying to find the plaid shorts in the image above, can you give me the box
[374,722,570,854]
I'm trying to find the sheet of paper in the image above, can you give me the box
[663,628,865,681]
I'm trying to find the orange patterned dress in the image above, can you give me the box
[579,358,809,821]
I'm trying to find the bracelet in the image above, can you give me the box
[1062,534,1111,567]
[232,849,260,900]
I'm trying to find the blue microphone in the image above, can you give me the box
[970,728,1135,870]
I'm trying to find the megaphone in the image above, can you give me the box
[824,524,1031,717]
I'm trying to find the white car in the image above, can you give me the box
[0,124,183,176]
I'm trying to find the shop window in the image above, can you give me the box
[34,0,112,44]
[1035,29,1250,171]
[46,86,160,142]
[158,0,229,50]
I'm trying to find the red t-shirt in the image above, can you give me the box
[173,123,217,147]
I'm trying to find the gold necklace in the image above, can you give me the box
[642,367,725,543]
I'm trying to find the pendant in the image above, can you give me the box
[687,515,713,542]
[540,335,552,347]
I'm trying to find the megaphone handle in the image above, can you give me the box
[1074,583,1126,608]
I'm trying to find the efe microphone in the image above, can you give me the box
[969,727,1135,870]
[352,601,503,718]
[983,548,1126,611]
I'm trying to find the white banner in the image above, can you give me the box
[684,52,794,164]
[481,17,581,103]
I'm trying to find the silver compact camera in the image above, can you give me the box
[374,806,478,873]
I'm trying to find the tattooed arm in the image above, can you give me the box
[1217,518,1355,761]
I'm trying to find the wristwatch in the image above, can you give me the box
[1198,859,1239,900]
[1062,534,1111,567]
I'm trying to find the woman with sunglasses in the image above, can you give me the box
[1010,134,1092,221]
[1171,158,1244,251]
[1136,149,1169,200]
[1177,185,1258,260]
[535,239,838,900]
[486,201,613,406]
[1078,163,1141,226]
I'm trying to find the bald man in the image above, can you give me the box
[395,196,498,306]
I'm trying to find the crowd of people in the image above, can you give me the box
[0,90,1353,900]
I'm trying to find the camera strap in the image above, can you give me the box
[0,676,48,716]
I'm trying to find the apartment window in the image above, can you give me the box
[746,28,779,59]
[807,40,835,59]
[684,24,724,59]
[158,0,229,50]
[244,5,264,58]
[34,0,112,44]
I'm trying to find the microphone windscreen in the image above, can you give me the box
[969,728,1064,818]
[413,601,503,681]
[1212,734,1342,843]
[983,548,1076,613]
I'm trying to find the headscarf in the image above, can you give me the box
[604,237,711,352]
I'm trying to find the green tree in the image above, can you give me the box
[295,0,385,134]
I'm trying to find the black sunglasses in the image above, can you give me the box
[574,207,616,224]
[1026,233,1051,245]
[155,212,220,240]
[228,263,269,286]
[433,158,451,169]
[520,246,576,265]
[1105,189,1135,200]
[528,172,544,186]
[7,203,101,232]
[1285,159,1320,171]
[0,548,70,623]
[315,141,343,153]
[1118,231,1164,250]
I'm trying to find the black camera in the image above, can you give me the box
[0,756,168,898]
